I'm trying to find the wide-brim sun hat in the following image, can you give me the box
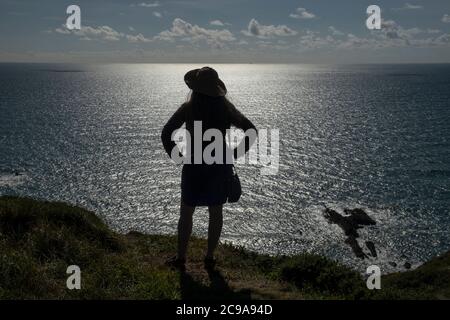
[184,67,227,97]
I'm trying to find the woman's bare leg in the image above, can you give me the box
[177,201,195,260]
[206,205,223,259]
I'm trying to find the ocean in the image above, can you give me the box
[1,63,449,273]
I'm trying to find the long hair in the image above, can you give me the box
[184,91,234,122]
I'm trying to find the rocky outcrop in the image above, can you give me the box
[324,207,376,259]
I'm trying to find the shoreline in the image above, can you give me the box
[1,196,449,300]
[0,190,437,274]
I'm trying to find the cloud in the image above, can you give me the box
[337,33,376,49]
[126,33,152,43]
[433,33,450,45]
[54,26,71,35]
[339,20,450,49]
[294,19,450,51]
[393,3,423,10]
[155,18,235,48]
[55,25,123,41]
[242,19,297,38]
[133,2,160,8]
[299,30,336,49]
[210,20,231,27]
[381,20,406,41]
[442,14,450,23]
[153,11,162,18]
[371,20,427,46]
[427,29,441,34]
[328,26,344,36]
[375,20,442,46]
[289,7,316,19]
[55,25,152,43]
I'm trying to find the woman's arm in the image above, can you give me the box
[228,104,257,159]
[161,104,187,158]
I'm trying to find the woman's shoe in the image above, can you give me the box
[165,256,186,271]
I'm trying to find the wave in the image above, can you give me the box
[0,172,29,187]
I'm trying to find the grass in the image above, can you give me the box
[0,196,448,300]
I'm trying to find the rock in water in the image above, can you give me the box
[404,262,412,269]
[346,236,368,259]
[344,208,376,226]
[365,241,377,258]
[324,207,377,260]
[324,208,358,237]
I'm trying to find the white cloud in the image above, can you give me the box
[55,25,123,41]
[289,7,316,19]
[210,20,224,26]
[153,11,162,18]
[155,18,235,48]
[375,20,443,46]
[54,26,71,35]
[293,19,450,51]
[393,3,423,10]
[55,25,152,43]
[299,30,336,49]
[371,20,426,46]
[340,20,450,49]
[133,2,160,8]
[210,20,231,27]
[433,33,450,45]
[337,33,374,49]
[328,26,344,36]
[427,29,441,34]
[126,33,152,43]
[242,19,297,38]
[442,14,450,23]
[50,17,450,56]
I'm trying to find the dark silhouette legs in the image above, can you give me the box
[176,202,224,262]
[177,202,195,261]
[206,205,223,259]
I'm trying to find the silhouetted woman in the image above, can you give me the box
[161,67,256,269]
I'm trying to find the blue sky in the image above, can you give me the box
[1,0,450,63]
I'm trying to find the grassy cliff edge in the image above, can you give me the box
[0,196,448,300]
